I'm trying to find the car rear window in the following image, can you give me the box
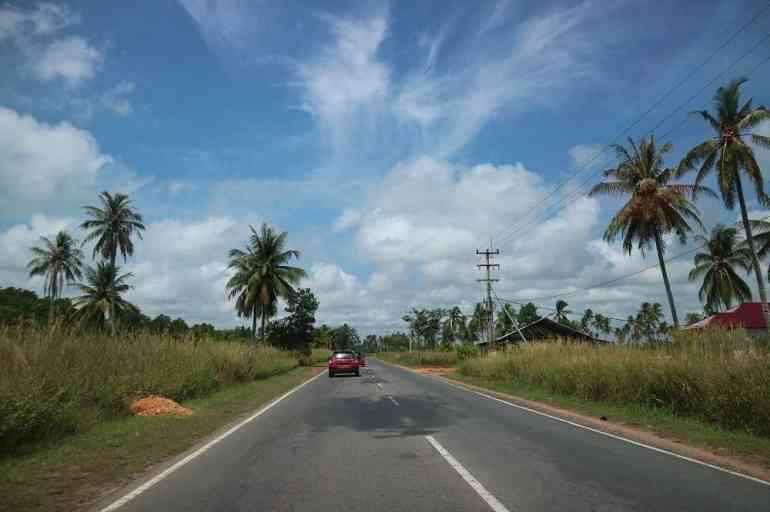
[334,353,354,359]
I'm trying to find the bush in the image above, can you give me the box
[0,325,299,453]
[455,343,479,360]
[457,329,770,436]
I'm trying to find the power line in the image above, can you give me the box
[494,16,770,246]
[498,33,770,247]
[506,245,703,304]
[504,213,770,304]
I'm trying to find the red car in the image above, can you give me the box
[328,351,360,377]
[356,352,366,367]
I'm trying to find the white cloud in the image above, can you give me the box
[293,12,390,160]
[0,214,75,289]
[0,3,102,87]
[395,3,602,157]
[291,3,606,165]
[168,180,197,197]
[568,143,602,169]
[0,2,78,41]
[179,0,259,51]
[100,81,135,116]
[31,35,102,86]
[124,216,246,324]
[0,106,112,215]
[333,208,360,232]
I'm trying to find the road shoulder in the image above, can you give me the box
[379,359,770,485]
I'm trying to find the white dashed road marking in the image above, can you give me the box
[388,396,399,406]
[425,435,511,512]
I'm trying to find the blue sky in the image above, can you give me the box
[2,0,770,331]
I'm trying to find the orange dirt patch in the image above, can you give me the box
[129,396,193,417]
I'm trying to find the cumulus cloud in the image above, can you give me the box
[298,156,602,331]
[0,3,102,87]
[123,217,243,324]
[0,107,112,216]
[0,214,75,289]
[31,35,102,86]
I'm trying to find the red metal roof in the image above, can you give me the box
[687,303,767,330]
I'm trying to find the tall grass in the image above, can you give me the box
[379,351,458,367]
[458,329,770,436]
[0,324,299,453]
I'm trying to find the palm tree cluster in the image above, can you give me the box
[27,191,145,333]
[591,78,770,326]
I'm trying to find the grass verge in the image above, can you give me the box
[446,372,770,473]
[0,366,321,512]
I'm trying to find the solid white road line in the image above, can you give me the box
[388,395,399,406]
[392,366,770,489]
[467,387,770,488]
[425,435,511,512]
[97,370,326,512]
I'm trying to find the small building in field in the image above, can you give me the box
[684,303,767,337]
[477,316,610,347]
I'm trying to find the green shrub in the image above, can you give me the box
[457,329,770,436]
[0,325,298,453]
[455,343,479,361]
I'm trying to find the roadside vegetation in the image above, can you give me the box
[378,329,770,437]
[1,189,347,459]
[457,330,770,436]
[0,324,307,454]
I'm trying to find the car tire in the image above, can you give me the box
[355,369,360,377]
[328,371,334,378]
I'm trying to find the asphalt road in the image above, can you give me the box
[98,359,770,512]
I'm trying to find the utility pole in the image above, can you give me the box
[477,247,499,347]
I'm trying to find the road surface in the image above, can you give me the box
[97,359,770,512]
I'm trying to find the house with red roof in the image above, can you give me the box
[685,303,768,337]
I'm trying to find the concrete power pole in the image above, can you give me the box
[477,248,500,347]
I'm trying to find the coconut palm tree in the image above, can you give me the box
[677,78,770,326]
[589,135,715,328]
[745,217,770,282]
[27,231,84,324]
[467,302,487,342]
[81,191,146,267]
[226,223,306,342]
[688,225,753,312]
[445,306,466,342]
[73,262,137,335]
[554,300,572,324]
